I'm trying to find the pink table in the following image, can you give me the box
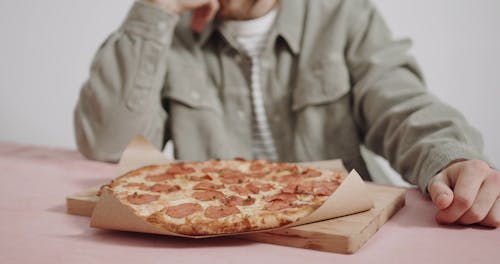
[0,142,498,264]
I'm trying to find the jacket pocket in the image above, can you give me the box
[163,65,222,115]
[291,55,361,160]
[292,55,351,111]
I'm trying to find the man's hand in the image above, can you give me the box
[147,0,219,32]
[427,160,500,227]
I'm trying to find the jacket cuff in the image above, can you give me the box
[120,0,179,44]
[418,143,491,195]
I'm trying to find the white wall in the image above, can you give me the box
[0,0,133,148]
[0,1,499,169]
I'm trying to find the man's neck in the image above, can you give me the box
[217,0,278,21]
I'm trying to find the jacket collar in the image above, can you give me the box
[196,0,305,54]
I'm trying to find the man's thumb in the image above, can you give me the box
[428,172,454,210]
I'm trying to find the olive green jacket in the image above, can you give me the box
[74,0,487,192]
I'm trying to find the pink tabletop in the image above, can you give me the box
[0,142,498,264]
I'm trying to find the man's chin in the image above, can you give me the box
[216,10,242,21]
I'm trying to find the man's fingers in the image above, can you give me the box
[479,172,500,227]
[428,172,453,210]
[436,161,487,224]
[459,172,500,224]
[190,0,219,32]
[204,0,219,22]
[479,197,500,228]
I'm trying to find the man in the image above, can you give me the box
[74,0,499,227]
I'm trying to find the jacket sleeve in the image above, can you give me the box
[74,1,178,162]
[346,0,490,193]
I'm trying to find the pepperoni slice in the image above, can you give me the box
[221,195,255,206]
[192,181,224,190]
[273,163,299,173]
[249,162,267,171]
[282,183,298,194]
[167,165,195,175]
[126,193,159,205]
[201,167,221,173]
[264,193,298,203]
[243,196,256,206]
[313,181,340,196]
[193,190,224,201]
[204,206,240,219]
[166,203,202,218]
[246,182,274,193]
[249,171,267,178]
[219,171,246,184]
[229,185,250,196]
[246,183,260,194]
[282,183,313,194]
[145,173,175,182]
[264,200,291,211]
[188,175,213,181]
[220,176,245,184]
[150,183,181,194]
[123,182,150,190]
[301,168,322,178]
[260,183,274,191]
[274,173,301,183]
[219,169,241,175]
[246,182,274,194]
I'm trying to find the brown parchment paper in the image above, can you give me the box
[90,135,374,237]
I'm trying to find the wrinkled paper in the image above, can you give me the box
[91,136,374,237]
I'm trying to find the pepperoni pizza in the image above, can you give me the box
[105,159,346,236]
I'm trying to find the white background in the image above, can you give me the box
[1,0,499,175]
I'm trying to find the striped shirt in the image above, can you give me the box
[222,8,279,161]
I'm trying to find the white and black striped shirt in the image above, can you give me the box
[222,8,279,161]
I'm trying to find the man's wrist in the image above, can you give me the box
[121,1,180,45]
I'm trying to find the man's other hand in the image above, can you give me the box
[428,160,500,227]
[147,0,219,32]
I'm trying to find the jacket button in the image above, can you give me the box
[234,54,243,63]
[237,110,246,120]
[190,90,200,101]
[145,63,155,74]
[261,59,271,69]
[157,21,167,31]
